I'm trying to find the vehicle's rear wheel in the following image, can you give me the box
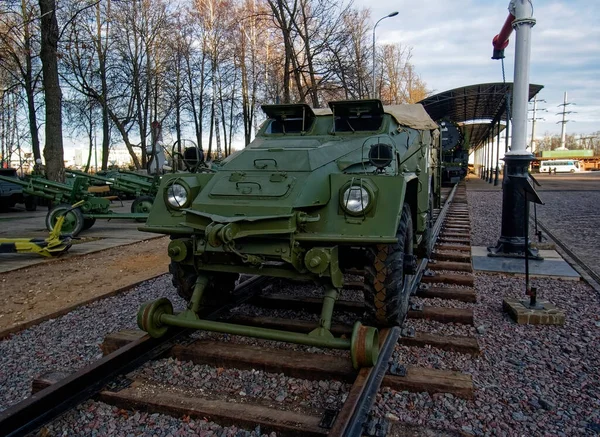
[363,203,414,327]
[169,261,239,309]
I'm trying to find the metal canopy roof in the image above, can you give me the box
[463,122,506,148]
[418,82,543,150]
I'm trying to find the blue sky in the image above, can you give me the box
[361,0,599,137]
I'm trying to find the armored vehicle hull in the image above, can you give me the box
[139,99,440,367]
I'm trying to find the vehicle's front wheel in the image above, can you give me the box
[169,261,239,309]
[363,203,414,327]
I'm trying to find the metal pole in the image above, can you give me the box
[489,129,494,183]
[372,12,398,99]
[509,0,535,157]
[530,95,538,153]
[489,0,539,258]
[559,91,568,149]
[483,138,487,180]
[481,140,486,179]
[488,135,493,182]
[495,122,501,185]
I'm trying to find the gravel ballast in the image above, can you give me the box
[1,187,599,436]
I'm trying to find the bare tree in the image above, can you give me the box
[61,0,143,169]
[324,7,371,100]
[194,0,236,158]
[235,0,266,146]
[39,0,64,181]
[0,0,43,162]
[379,43,430,105]
[63,96,99,171]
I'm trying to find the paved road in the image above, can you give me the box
[0,200,160,273]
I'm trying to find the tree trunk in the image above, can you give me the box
[22,0,41,161]
[85,112,93,172]
[39,0,64,182]
[97,0,111,170]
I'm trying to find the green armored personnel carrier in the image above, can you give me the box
[139,99,440,368]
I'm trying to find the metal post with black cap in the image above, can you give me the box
[488,0,541,259]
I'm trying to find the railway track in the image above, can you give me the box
[0,182,478,437]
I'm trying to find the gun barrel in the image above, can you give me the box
[0,174,28,188]
[66,169,113,183]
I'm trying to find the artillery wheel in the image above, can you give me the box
[46,204,85,237]
[137,298,173,338]
[24,196,37,211]
[350,322,379,369]
[131,195,154,222]
[363,203,414,327]
[82,218,96,230]
[169,261,239,309]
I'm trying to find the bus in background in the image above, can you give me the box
[539,160,582,173]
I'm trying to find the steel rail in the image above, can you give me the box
[0,276,267,437]
[330,327,401,437]
[329,183,460,436]
[430,183,460,254]
[535,220,600,290]
[411,183,460,300]
[0,185,462,437]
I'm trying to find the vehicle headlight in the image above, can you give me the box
[166,183,189,208]
[342,186,370,215]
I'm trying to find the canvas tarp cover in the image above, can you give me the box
[383,104,439,130]
[312,104,438,130]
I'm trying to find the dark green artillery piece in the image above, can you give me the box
[137,99,441,368]
[65,169,157,214]
[0,174,151,236]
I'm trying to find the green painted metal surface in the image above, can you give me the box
[66,169,158,197]
[143,99,441,287]
[160,313,351,349]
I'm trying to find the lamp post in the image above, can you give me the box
[372,11,398,98]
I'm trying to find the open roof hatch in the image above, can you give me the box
[328,99,384,133]
[261,104,316,134]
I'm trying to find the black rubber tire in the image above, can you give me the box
[363,203,414,327]
[169,261,239,308]
[45,203,85,237]
[82,218,97,230]
[131,195,154,222]
[24,196,37,211]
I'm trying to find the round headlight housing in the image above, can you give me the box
[166,183,189,209]
[342,185,371,215]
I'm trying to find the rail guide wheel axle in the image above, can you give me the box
[137,298,173,338]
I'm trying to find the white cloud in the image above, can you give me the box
[359,0,599,135]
